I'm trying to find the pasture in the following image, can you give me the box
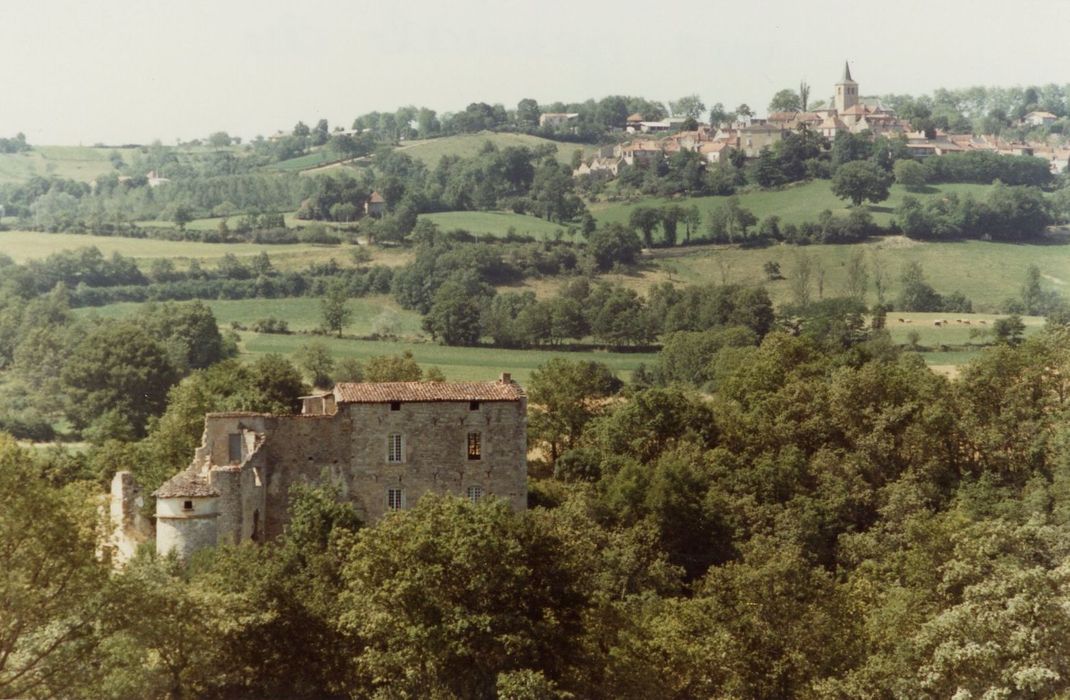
[0,229,418,273]
[420,211,571,239]
[396,132,591,166]
[641,235,1069,313]
[0,146,135,184]
[589,181,994,231]
[75,295,424,336]
[238,331,656,383]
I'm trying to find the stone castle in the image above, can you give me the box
[112,374,527,560]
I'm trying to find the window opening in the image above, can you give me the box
[388,434,403,463]
[467,432,481,460]
[228,433,242,463]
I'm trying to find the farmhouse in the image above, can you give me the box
[112,375,528,561]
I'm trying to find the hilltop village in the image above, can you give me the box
[575,63,1070,179]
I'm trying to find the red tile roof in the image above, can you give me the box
[333,380,524,403]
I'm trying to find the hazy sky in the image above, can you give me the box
[1,0,1067,145]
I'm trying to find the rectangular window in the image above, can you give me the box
[390,401,401,411]
[467,485,483,503]
[388,434,403,463]
[469,400,480,411]
[183,500,194,511]
[228,433,242,463]
[387,488,404,511]
[467,432,481,461]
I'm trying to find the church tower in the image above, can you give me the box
[834,61,858,114]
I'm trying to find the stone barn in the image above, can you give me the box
[151,373,527,559]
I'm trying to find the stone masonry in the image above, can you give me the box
[150,373,527,558]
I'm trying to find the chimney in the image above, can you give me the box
[499,372,511,384]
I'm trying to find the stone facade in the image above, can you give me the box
[152,374,527,558]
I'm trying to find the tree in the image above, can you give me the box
[843,248,869,301]
[422,274,487,346]
[893,159,927,190]
[364,350,423,382]
[709,103,730,126]
[320,281,352,337]
[768,88,802,113]
[527,358,622,463]
[516,98,540,128]
[799,80,811,111]
[831,160,892,206]
[589,223,642,271]
[336,497,591,698]
[629,206,662,247]
[61,321,179,437]
[171,203,193,230]
[993,314,1026,345]
[0,436,109,699]
[207,131,232,148]
[670,94,706,120]
[299,341,336,388]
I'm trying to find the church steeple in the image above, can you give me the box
[834,61,858,114]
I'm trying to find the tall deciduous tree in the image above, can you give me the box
[320,281,352,337]
[831,160,893,206]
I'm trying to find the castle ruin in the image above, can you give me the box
[130,373,527,560]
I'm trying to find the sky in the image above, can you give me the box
[1,0,1068,145]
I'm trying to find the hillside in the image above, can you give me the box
[0,146,135,184]
[590,181,995,229]
[395,132,592,166]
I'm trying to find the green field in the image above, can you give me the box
[631,236,1070,313]
[75,295,424,336]
[270,149,344,173]
[421,211,572,238]
[0,229,340,264]
[238,331,655,383]
[396,132,591,166]
[136,211,312,232]
[884,312,1045,347]
[0,146,136,184]
[590,181,994,230]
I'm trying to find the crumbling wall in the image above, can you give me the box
[108,471,154,565]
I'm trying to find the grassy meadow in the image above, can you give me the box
[396,132,591,166]
[589,181,994,230]
[0,146,137,184]
[639,236,1069,313]
[420,211,571,238]
[239,331,655,383]
[75,295,424,336]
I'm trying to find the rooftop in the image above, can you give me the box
[333,376,524,403]
[154,468,219,499]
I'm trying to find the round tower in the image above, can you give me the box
[834,61,858,114]
[153,468,220,560]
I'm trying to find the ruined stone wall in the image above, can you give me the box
[108,471,153,565]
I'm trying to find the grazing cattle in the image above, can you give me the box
[979,320,987,325]
[963,320,971,325]
[897,318,905,323]
[934,321,942,327]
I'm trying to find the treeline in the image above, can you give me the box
[10,317,1070,698]
[0,246,394,308]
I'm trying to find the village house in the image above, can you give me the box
[1023,111,1058,127]
[364,191,386,217]
[110,375,528,561]
[538,112,579,128]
